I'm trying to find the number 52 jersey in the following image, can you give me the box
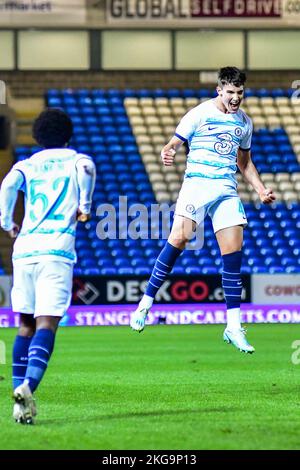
[12,148,93,265]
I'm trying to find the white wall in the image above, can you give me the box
[176,31,244,70]
[18,30,89,70]
[0,31,14,70]
[249,31,300,70]
[102,31,172,70]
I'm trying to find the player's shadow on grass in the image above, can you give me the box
[40,407,238,426]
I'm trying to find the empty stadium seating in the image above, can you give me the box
[13,88,300,275]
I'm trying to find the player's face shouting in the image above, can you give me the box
[218,84,244,114]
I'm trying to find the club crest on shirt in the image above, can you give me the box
[186,204,196,214]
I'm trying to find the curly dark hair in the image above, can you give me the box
[218,67,247,88]
[32,108,73,148]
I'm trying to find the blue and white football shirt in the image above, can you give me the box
[175,99,253,184]
[1,148,95,265]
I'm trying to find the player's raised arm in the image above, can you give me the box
[237,148,276,204]
[76,157,96,222]
[161,135,184,166]
[0,169,23,237]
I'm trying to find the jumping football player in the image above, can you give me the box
[130,66,276,353]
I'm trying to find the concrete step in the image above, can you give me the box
[11,97,44,114]
[0,148,14,274]
[16,125,32,136]
[0,234,13,274]
[17,118,35,125]
[0,150,13,181]
[17,122,32,134]
[16,134,36,145]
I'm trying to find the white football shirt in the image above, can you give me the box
[0,148,95,265]
[175,99,253,184]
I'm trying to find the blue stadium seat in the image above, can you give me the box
[47,89,60,97]
[202,267,218,275]
[136,89,152,98]
[123,89,136,97]
[110,97,123,105]
[183,89,197,97]
[73,267,83,276]
[269,267,285,273]
[118,267,135,275]
[93,97,108,105]
[272,88,285,97]
[198,89,211,98]
[153,89,166,98]
[48,97,62,107]
[83,268,101,275]
[244,88,255,98]
[257,88,269,97]
[252,266,269,273]
[107,89,122,98]
[241,266,252,274]
[100,268,118,275]
[287,164,300,173]
[134,267,151,275]
[167,89,181,98]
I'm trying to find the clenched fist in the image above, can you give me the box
[259,188,276,204]
[161,147,176,166]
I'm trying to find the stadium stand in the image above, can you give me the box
[14,88,300,275]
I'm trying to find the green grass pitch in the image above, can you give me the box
[0,324,300,450]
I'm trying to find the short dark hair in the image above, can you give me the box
[32,108,73,148]
[218,67,247,88]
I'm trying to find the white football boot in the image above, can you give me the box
[130,307,149,333]
[13,382,37,424]
[223,327,255,354]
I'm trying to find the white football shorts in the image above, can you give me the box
[175,177,247,233]
[11,261,73,317]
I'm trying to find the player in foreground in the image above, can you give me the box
[0,108,96,424]
[130,66,276,353]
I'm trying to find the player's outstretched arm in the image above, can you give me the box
[237,149,276,204]
[161,136,184,166]
[0,169,23,236]
[76,157,96,221]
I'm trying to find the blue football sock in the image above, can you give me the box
[145,242,182,299]
[12,335,32,390]
[25,329,55,393]
[222,250,243,310]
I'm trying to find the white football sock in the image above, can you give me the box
[226,308,241,330]
[138,294,154,310]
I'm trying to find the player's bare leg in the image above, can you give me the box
[168,215,196,250]
[130,216,195,332]
[216,225,254,354]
